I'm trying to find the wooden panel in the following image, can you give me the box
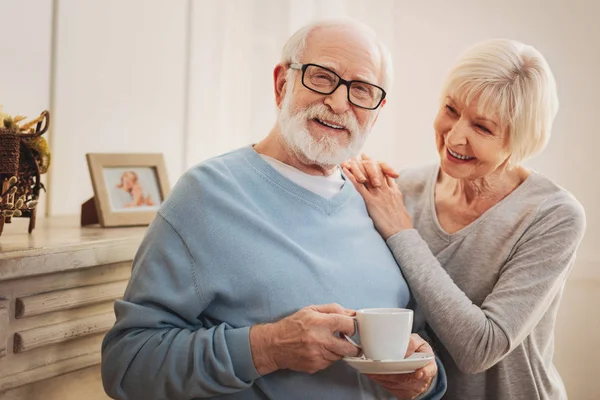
[16,281,128,318]
[7,261,132,301]
[0,353,100,392]
[0,299,8,358]
[11,303,115,337]
[2,365,110,400]
[0,241,141,282]
[0,216,141,397]
[0,216,145,282]
[14,313,115,353]
[0,333,104,380]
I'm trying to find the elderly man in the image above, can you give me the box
[102,18,446,400]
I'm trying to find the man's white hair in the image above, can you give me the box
[441,39,559,166]
[280,17,393,91]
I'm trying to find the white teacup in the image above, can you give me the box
[345,308,413,360]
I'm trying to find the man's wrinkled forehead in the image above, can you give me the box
[303,26,383,85]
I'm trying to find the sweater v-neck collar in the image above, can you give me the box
[241,145,355,215]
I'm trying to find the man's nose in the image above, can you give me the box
[324,84,351,115]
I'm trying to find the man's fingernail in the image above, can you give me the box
[373,179,380,186]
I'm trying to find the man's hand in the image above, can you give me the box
[366,334,438,400]
[249,303,360,375]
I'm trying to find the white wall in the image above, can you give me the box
[1,1,598,398]
[0,0,52,115]
[0,0,53,216]
[48,0,188,216]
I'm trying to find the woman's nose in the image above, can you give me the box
[445,120,469,146]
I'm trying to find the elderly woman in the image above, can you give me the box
[342,39,586,400]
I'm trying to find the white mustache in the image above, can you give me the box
[298,103,360,136]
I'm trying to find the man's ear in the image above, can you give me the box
[274,64,288,108]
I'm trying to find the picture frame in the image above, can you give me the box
[82,153,170,227]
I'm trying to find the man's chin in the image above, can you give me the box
[304,149,356,168]
[279,120,361,168]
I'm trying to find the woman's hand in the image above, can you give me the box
[341,154,399,187]
[342,155,412,240]
[365,334,437,400]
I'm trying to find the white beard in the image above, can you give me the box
[278,80,373,167]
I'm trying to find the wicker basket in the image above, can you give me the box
[0,110,50,236]
[0,132,21,175]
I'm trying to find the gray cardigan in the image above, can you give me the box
[387,165,585,400]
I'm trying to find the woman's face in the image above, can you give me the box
[434,95,511,180]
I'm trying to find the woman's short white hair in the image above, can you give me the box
[440,39,559,165]
[281,18,393,92]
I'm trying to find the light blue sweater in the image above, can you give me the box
[101,146,446,400]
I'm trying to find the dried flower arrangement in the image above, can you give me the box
[0,106,51,236]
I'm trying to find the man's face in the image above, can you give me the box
[278,27,385,167]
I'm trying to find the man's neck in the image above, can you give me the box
[253,129,338,177]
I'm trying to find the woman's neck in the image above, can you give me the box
[438,166,530,208]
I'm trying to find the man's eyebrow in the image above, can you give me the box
[354,73,377,83]
[318,62,376,83]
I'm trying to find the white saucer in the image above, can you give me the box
[343,352,435,374]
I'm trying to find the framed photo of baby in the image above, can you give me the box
[83,153,170,227]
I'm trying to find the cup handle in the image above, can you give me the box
[342,333,361,349]
[342,318,362,350]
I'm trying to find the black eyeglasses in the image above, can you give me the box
[289,63,386,110]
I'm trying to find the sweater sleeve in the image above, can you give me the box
[386,197,586,374]
[101,213,260,400]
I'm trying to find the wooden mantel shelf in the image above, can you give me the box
[0,216,147,399]
[0,216,147,281]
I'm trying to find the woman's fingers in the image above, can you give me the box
[385,175,397,188]
[342,167,370,196]
[379,161,400,178]
[362,159,383,187]
[359,154,399,184]
[348,158,367,183]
